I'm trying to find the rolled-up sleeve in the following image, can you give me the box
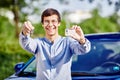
[19,32,37,54]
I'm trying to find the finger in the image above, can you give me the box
[25,21,33,31]
[23,22,31,31]
[71,25,76,29]
[76,26,82,33]
[79,27,84,34]
[27,21,34,30]
[76,26,80,30]
[75,25,78,29]
[22,28,30,36]
[72,25,80,30]
[22,22,32,35]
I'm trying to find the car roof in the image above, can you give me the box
[85,32,120,40]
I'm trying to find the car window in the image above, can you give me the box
[24,59,36,73]
[72,40,120,74]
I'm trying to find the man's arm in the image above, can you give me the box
[19,21,37,54]
[70,38,91,55]
[68,25,91,55]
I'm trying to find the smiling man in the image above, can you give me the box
[19,8,91,80]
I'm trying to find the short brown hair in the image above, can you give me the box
[41,8,61,23]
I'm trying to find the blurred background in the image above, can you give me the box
[0,0,120,79]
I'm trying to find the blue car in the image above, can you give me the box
[5,32,120,80]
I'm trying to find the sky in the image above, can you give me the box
[46,0,120,17]
[21,0,120,23]
[23,0,120,15]
[2,0,120,24]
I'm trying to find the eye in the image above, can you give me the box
[44,20,49,23]
[52,20,58,24]
[43,20,49,25]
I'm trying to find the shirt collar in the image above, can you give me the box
[44,36,62,45]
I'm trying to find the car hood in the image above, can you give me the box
[4,74,35,80]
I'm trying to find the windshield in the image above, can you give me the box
[72,39,120,74]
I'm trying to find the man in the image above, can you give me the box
[19,8,91,80]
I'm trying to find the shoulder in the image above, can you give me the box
[33,37,45,43]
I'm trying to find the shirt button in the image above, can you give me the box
[51,65,54,68]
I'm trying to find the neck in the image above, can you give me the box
[46,33,59,43]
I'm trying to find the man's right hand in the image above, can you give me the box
[22,21,34,36]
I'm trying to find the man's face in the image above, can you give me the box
[42,15,60,36]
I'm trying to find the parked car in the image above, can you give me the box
[5,32,120,80]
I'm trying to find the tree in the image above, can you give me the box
[0,0,25,37]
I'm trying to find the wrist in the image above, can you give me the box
[79,37,86,44]
[21,31,24,35]
[21,31,28,36]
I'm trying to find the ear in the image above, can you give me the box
[42,23,44,27]
[58,22,60,26]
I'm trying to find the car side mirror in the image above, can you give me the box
[14,62,25,73]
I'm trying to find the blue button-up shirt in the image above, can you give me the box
[19,33,91,80]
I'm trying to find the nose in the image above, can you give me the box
[48,21,53,27]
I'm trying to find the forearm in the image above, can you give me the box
[70,38,91,55]
[19,32,37,54]
[78,37,86,45]
[80,39,91,53]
